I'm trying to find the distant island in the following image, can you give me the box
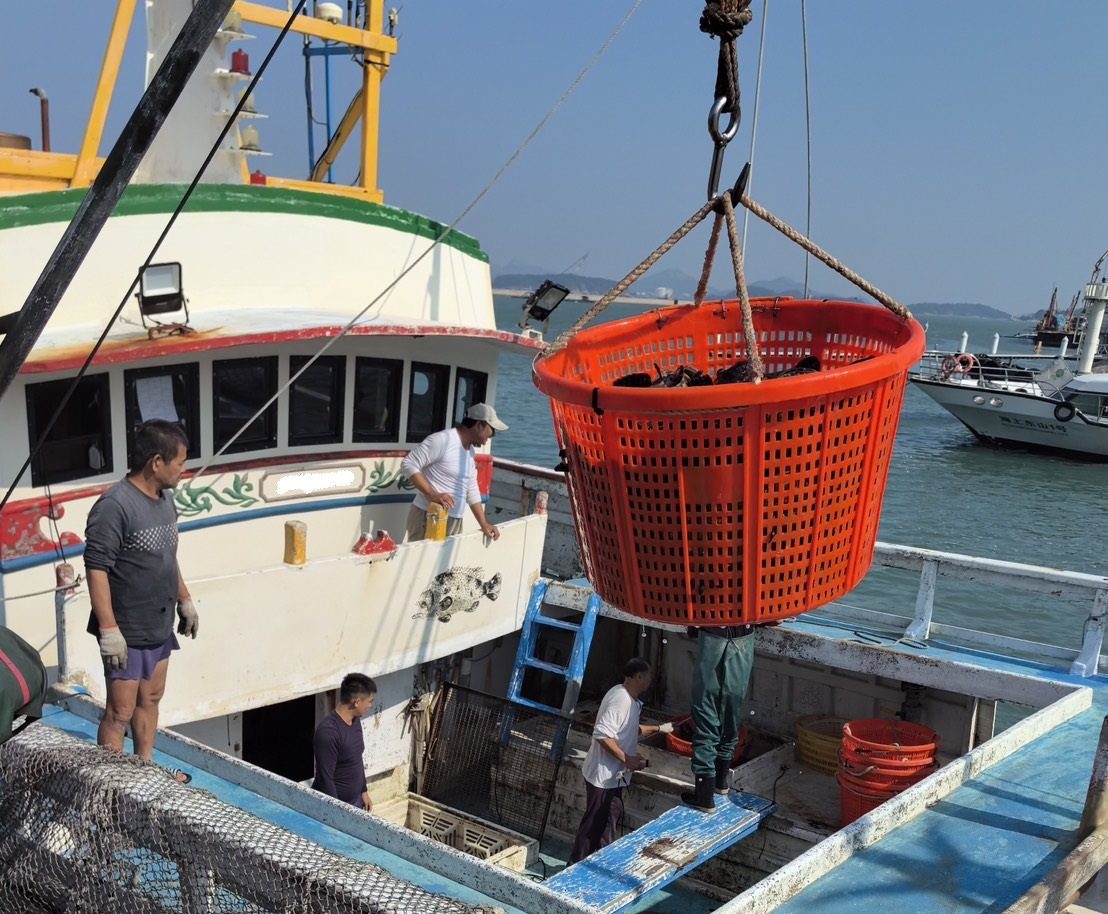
[493,270,862,304]
[908,302,1015,320]
[494,270,1017,319]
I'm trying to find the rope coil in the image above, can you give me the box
[699,0,754,41]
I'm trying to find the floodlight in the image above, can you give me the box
[523,280,570,323]
[138,263,186,313]
[137,262,189,330]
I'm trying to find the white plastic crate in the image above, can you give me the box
[386,794,535,871]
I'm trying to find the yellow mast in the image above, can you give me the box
[72,0,140,188]
[0,0,396,200]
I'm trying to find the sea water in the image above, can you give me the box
[493,298,1107,649]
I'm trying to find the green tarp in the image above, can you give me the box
[0,626,46,744]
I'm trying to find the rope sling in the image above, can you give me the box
[533,2,926,625]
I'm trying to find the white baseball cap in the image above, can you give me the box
[466,402,508,431]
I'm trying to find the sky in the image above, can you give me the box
[3,1,1108,315]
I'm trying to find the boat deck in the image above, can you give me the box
[28,607,1108,914]
[744,611,1108,914]
[32,708,529,914]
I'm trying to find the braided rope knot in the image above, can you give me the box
[700,0,753,41]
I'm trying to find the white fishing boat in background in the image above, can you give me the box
[5,5,1108,914]
[914,367,1108,459]
[912,275,1108,459]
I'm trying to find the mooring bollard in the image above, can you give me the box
[284,520,306,565]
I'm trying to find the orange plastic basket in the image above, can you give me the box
[532,297,925,625]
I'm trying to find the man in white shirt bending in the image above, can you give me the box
[568,658,672,864]
[400,403,506,541]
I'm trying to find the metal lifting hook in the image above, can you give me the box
[707,95,739,200]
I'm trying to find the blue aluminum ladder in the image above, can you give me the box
[506,580,601,717]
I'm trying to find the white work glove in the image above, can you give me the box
[658,721,675,735]
[176,598,200,638]
[98,626,128,670]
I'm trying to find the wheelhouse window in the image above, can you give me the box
[289,355,345,446]
[124,364,200,462]
[406,362,450,442]
[452,367,489,425]
[212,357,278,454]
[26,374,113,486]
[353,357,402,443]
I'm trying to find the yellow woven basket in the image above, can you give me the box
[795,715,845,774]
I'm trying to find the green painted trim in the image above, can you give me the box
[0,184,488,262]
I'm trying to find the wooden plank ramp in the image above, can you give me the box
[544,790,776,914]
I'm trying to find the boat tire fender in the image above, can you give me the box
[1053,401,1076,423]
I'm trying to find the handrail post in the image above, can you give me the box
[904,560,938,642]
[1070,589,1108,678]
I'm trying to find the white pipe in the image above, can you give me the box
[959,332,969,354]
[991,333,1000,355]
[1061,337,1070,359]
[1078,283,1108,373]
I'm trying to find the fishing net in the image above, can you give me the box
[421,682,568,844]
[0,724,498,914]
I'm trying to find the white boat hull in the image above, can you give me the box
[912,378,1108,458]
[57,514,546,726]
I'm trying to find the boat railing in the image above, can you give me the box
[912,350,1070,395]
[833,542,1108,677]
[492,460,1108,676]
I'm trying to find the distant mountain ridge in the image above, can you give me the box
[493,269,860,304]
[493,269,1020,318]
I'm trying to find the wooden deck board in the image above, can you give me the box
[544,790,775,914]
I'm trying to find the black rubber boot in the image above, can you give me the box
[714,759,731,795]
[681,775,717,813]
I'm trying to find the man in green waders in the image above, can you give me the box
[681,625,755,812]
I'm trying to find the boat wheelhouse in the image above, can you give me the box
[0,0,544,772]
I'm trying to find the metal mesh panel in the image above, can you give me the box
[421,683,568,843]
[0,725,493,914]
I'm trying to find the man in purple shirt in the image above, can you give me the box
[313,673,377,810]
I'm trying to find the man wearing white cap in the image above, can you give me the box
[400,403,507,541]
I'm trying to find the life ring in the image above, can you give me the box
[954,353,976,374]
[1053,401,1076,422]
[939,355,958,378]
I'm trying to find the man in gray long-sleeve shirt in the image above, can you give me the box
[84,420,199,776]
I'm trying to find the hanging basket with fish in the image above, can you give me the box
[531,2,925,626]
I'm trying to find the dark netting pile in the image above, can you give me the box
[421,683,568,844]
[0,725,499,914]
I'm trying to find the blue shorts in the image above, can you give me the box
[105,634,179,681]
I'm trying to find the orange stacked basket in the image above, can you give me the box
[837,718,939,825]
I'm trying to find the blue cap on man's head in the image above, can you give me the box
[466,403,508,431]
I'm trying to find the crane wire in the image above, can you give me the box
[741,0,769,252]
[801,0,813,297]
[3,0,642,513]
[187,0,643,481]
